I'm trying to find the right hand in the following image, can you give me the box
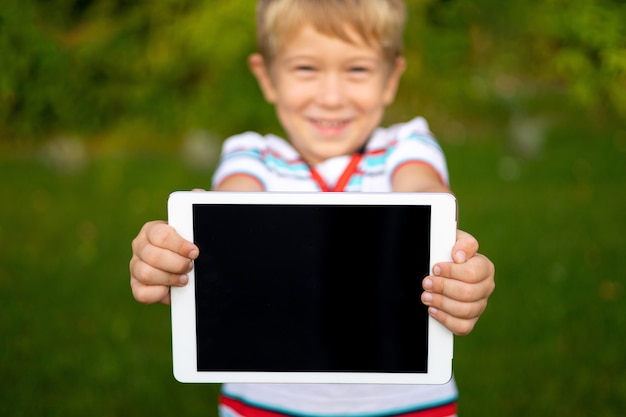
[129,220,199,305]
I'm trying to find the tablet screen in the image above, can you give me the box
[191,203,431,374]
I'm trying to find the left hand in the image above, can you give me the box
[421,229,495,335]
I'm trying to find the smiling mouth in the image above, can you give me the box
[310,118,350,129]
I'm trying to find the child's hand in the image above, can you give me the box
[129,220,199,305]
[421,230,495,335]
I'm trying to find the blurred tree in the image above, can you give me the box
[529,0,626,117]
[1,0,268,145]
[1,0,624,145]
[0,0,69,138]
[403,0,626,131]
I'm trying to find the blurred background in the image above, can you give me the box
[1,0,624,415]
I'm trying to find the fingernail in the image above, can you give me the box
[423,278,433,290]
[189,249,199,259]
[455,251,467,263]
[428,307,439,317]
[433,265,441,276]
[187,261,194,272]
[178,274,189,285]
[422,292,433,303]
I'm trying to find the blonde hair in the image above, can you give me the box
[255,0,407,65]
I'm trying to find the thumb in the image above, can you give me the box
[452,229,479,263]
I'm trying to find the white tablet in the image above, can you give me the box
[168,191,456,384]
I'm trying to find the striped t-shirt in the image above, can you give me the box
[212,117,458,417]
[212,117,449,192]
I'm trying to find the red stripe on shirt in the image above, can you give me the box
[394,402,456,417]
[220,395,291,417]
[364,147,388,156]
[219,394,456,417]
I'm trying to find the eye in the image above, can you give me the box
[291,65,318,78]
[295,65,316,72]
[347,66,373,79]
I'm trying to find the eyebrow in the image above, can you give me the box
[280,53,381,64]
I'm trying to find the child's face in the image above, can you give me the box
[250,25,405,165]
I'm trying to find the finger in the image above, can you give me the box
[451,233,477,263]
[133,239,195,277]
[130,255,190,287]
[423,275,490,303]
[130,277,171,305]
[426,306,479,336]
[139,221,199,259]
[434,253,495,285]
[451,229,479,262]
[421,289,488,320]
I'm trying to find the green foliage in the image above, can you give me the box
[1,0,624,145]
[524,0,626,115]
[1,0,273,143]
[396,0,626,131]
[0,1,68,137]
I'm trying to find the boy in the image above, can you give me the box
[130,1,495,416]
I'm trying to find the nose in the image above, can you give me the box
[316,73,345,108]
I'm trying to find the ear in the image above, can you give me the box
[248,53,278,104]
[383,56,406,105]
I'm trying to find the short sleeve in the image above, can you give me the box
[211,132,270,189]
[386,117,450,186]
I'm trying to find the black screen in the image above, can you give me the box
[192,204,431,373]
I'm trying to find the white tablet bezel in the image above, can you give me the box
[168,191,456,384]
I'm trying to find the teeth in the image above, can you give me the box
[315,120,346,128]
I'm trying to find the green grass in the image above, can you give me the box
[448,127,626,416]
[1,125,625,416]
[0,152,221,416]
